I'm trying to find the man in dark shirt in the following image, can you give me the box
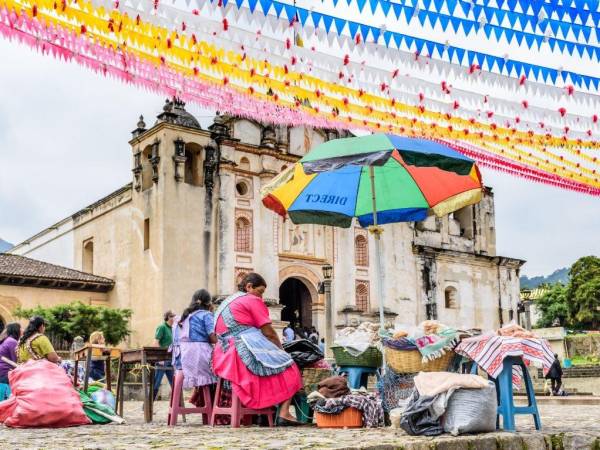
[153,310,175,400]
[546,353,564,395]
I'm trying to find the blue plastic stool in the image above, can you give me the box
[492,356,541,431]
[337,366,379,390]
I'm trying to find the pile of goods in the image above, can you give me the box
[396,372,497,436]
[378,320,461,412]
[331,322,383,368]
[307,375,384,428]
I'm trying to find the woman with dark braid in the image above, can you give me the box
[17,316,61,364]
[172,289,217,400]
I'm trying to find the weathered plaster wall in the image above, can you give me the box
[0,285,108,325]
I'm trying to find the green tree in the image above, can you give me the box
[534,283,569,328]
[14,302,132,345]
[566,256,600,329]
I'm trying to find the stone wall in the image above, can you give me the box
[566,334,600,358]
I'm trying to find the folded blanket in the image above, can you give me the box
[414,328,459,362]
[414,372,489,397]
[382,337,418,350]
[317,376,350,399]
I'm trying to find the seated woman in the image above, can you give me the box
[212,273,302,425]
[17,316,62,364]
[0,323,21,400]
[172,289,217,401]
[88,331,107,381]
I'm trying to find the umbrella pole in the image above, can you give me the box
[368,166,386,335]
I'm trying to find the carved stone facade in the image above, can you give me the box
[7,99,525,346]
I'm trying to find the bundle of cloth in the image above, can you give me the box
[307,375,384,428]
[0,360,91,428]
[455,323,554,388]
[398,372,496,436]
[283,339,324,369]
[334,322,380,357]
[384,320,461,363]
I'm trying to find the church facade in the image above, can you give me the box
[6,99,524,346]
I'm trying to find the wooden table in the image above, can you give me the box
[72,344,120,392]
[115,347,172,423]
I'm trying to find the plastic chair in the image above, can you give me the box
[210,378,275,428]
[167,370,212,426]
[492,356,542,431]
[337,366,380,390]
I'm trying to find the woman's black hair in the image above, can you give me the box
[179,289,212,327]
[19,316,46,347]
[237,272,267,292]
[0,322,21,344]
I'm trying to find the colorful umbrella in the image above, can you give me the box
[261,134,483,333]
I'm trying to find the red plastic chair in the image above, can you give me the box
[167,370,212,426]
[210,378,275,428]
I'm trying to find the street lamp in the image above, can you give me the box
[321,263,333,357]
[322,264,333,280]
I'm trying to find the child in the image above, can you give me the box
[88,331,106,381]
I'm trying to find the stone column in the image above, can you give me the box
[216,167,235,297]
[258,173,280,300]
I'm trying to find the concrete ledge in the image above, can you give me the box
[360,432,600,450]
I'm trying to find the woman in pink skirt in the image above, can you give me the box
[172,289,217,400]
[212,273,302,425]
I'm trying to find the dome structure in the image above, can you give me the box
[155,98,201,130]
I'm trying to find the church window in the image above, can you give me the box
[235,217,252,252]
[82,239,94,273]
[355,281,369,312]
[144,218,150,250]
[239,157,251,171]
[141,146,153,191]
[236,181,249,197]
[355,235,368,266]
[184,143,203,186]
[444,286,459,308]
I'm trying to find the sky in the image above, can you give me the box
[1,38,599,277]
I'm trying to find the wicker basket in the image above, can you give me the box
[331,346,382,368]
[384,348,454,374]
[315,407,363,428]
[302,367,333,393]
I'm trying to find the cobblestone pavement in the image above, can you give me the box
[1,401,599,449]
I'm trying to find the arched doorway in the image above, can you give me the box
[279,278,312,329]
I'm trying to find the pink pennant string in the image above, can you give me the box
[0,6,598,197]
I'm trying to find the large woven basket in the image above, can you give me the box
[331,346,382,368]
[315,407,363,428]
[302,367,333,393]
[384,348,454,374]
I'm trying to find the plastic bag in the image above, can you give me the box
[89,388,116,411]
[0,360,90,428]
[442,382,497,436]
[399,391,444,436]
[283,339,323,368]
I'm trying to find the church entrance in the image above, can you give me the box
[279,277,313,329]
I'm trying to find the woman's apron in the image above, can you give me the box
[213,292,293,377]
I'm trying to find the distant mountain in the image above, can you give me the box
[0,238,13,253]
[520,267,570,289]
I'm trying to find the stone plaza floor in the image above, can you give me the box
[1,401,599,449]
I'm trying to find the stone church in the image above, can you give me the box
[4,99,524,346]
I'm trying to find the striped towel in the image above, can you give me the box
[454,334,554,388]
